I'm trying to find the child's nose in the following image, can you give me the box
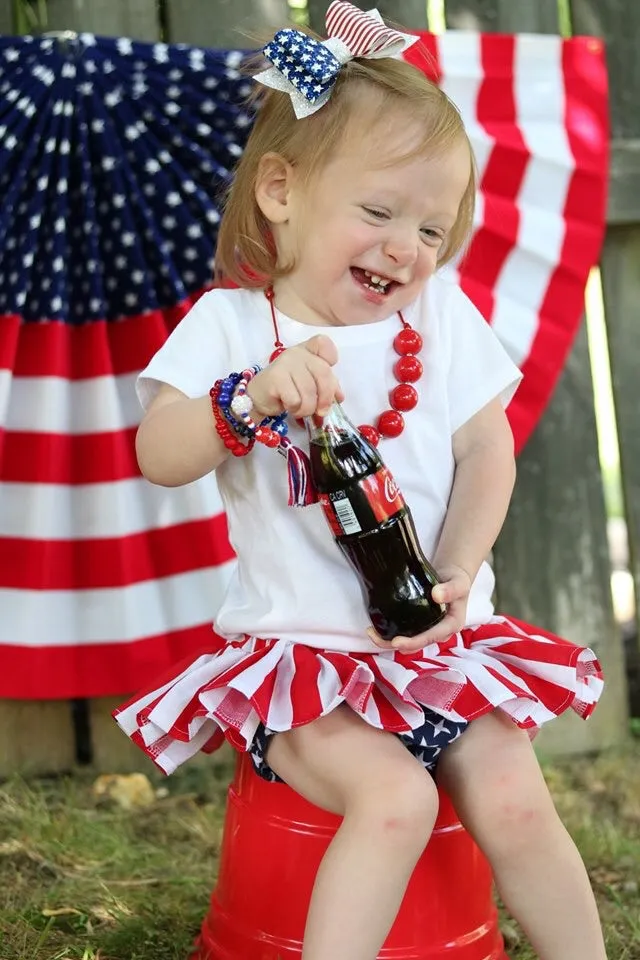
[382,230,419,267]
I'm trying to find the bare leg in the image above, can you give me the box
[437,711,607,960]
[267,705,439,960]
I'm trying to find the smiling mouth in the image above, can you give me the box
[351,267,397,295]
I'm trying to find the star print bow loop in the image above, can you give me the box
[254,0,418,119]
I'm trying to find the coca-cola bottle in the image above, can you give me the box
[307,403,446,642]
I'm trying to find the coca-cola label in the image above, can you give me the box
[318,467,406,537]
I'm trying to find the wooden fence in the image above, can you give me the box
[1,0,638,776]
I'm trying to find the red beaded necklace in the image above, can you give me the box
[265,287,423,447]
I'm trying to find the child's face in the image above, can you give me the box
[271,115,471,327]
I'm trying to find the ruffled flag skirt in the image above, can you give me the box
[113,615,603,776]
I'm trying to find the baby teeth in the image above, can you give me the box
[364,270,390,287]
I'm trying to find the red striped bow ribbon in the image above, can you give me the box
[326,0,415,58]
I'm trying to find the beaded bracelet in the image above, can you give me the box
[211,364,316,507]
[228,368,289,449]
[209,379,255,458]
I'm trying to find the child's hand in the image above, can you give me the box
[367,565,472,653]
[248,335,344,419]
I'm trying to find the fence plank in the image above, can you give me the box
[444,0,561,33]
[45,0,160,41]
[572,0,640,649]
[165,0,290,48]
[308,0,428,32]
[444,0,628,755]
[0,3,14,34]
[0,699,75,778]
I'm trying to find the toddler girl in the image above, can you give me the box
[116,4,606,958]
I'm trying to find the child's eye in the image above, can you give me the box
[363,207,389,220]
[421,228,444,244]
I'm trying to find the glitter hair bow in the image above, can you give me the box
[254,0,418,119]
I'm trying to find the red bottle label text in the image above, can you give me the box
[319,467,406,537]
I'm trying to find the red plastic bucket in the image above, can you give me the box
[193,753,507,959]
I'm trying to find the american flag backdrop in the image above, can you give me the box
[0,30,609,701]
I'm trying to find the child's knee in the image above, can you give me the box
[485,781,559,859]
[347,764,438,849]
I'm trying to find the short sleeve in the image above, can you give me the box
[136,290,233,410]
[444,283,522,434]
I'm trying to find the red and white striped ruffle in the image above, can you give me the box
[114,615,604,775]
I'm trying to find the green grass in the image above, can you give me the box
[1,747,639,960]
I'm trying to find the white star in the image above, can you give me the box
[427,717,450,737]
[153,43,169,63]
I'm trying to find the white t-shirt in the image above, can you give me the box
[138,275,522,653]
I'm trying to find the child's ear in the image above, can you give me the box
[255,152,294,224]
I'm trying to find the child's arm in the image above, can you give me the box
[136,334,343,487]
[388,397,515,652]
[136,384,229,487]
[432,396,516,584]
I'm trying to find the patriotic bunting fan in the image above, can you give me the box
[403,32,608,444]
[0,29,608,701]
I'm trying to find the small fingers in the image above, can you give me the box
[303,334,339,366]
[432,577,468,605]
[391,613,460,652]
[287,370,319,416]
[366,627,390,649]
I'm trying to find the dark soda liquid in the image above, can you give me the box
[337,514,445,641]
[310,435,446,641]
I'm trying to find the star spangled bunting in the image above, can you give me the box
[0,30,608,701]
[0,33,253,323]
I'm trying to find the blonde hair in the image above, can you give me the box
[215,38,476,288]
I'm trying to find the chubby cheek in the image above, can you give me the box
[418,247,439,280]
